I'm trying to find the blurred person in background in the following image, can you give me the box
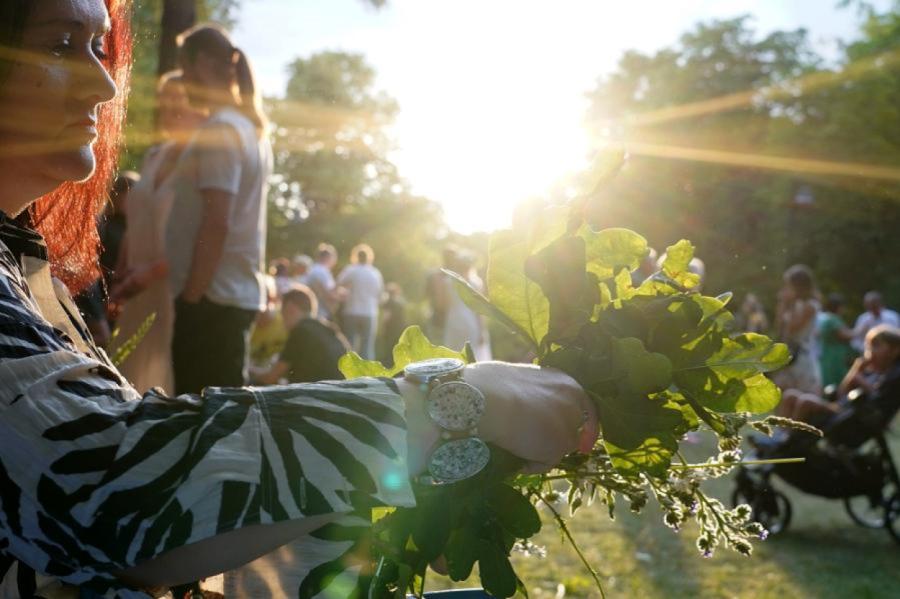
[779,325,900,427]
[166,24,273,394]
[250,285,349,384]
[379,282,408,365]
[426,246,457,341]
[337,243,383,359]
[270,257,292,296]
[111,72,203,393]
[291,253,312,286]
[817,293,855,389]
[442,250,492,361]
[735,292,769,334]
[631,247,658,286]
[306,243,343,321]
[852,290,900,354]
[773,264,822,395]
[249,274,288,369]
[74,171,138,347]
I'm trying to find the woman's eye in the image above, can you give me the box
[92,39,109,60]
[50,38,73,57]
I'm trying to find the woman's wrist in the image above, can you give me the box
[397,378,442,477]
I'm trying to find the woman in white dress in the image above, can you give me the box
[111,72,203,393]
[442,250,492,361]
[773,264,823,396]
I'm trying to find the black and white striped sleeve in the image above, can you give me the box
[0,256,414,594]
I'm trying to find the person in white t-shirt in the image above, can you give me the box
[337,244,384,359]
[164,25,273,395]
[852,291,900,353]
[305,243,342,321]
[290,253,312,287]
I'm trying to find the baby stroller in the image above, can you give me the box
[731,390,900,544]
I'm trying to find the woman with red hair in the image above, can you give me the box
[0,1,596,597]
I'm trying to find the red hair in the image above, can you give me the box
[28,0,132,294]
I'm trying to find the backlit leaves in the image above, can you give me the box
[336,215,789,597]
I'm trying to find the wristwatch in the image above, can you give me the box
[404,358,490,484]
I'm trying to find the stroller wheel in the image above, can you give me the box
[732,487,792,536]
[885,493,900,545]
[845,494,889,529]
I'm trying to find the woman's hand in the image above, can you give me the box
[109,260,169,305]
[401,361,598,476]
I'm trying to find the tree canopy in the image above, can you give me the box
[583,10,900,309]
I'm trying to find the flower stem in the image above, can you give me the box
[537,493,607,599]
[671,457,805,470]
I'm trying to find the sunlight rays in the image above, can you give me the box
[620,47,900,129]
[622,141,900,183]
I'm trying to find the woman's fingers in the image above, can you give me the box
[578,408,599,454]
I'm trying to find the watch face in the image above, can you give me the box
[428,437,490,483]
[427,381,485,432]
[404,357,465,382]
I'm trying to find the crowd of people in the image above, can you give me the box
[742,265,900,431]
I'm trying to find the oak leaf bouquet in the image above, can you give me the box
[313,171,810,598]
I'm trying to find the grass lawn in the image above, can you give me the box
[425,432,900,598]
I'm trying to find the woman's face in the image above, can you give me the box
[158,79,202,141]
[0,0,117,191]
[780,283,797,303]
[865,338,900,372]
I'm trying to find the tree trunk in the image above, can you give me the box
[158,0,197,75]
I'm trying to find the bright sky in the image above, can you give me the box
[232,0,890,233]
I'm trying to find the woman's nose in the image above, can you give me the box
[76,53,118,107]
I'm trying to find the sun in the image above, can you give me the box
[390,82,591,235]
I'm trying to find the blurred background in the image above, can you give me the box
[128,1,900,329]
[124,2,900,596]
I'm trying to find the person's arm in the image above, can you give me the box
[836,325,855,342]
[782,301,816,336]
[179,122,242,303]
[838,356,869,396]
[179,188,232,302]
[2,313,594,592]
[430,273,450,323]
[250,359,290,385]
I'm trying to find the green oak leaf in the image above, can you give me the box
[443,268,539,351]
[523,203,570,254]
[411,492,452,561]
[487,229,551,348]
[392,325,469,369]
[444,525,479,581]
[661,239,701,289]
[338,325,466,379]
[337,352,393,379]
[591,389,684,476]
[487,484,541,538]
[605,435,679,478]
[525,235,598,344]
[610,337,673,396]
[477,540,517,598]
[580,227,649,280]
[673,333,790,413]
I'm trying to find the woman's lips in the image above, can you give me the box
[63,122,99,140]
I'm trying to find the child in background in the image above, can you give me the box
[250,285,350,384]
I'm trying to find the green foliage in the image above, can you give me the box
[335,186,795,597]
[338,325,467,378]
[109,313,157,367]
[582,11,900,313]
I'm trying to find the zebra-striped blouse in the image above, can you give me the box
[0,213,415,598]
